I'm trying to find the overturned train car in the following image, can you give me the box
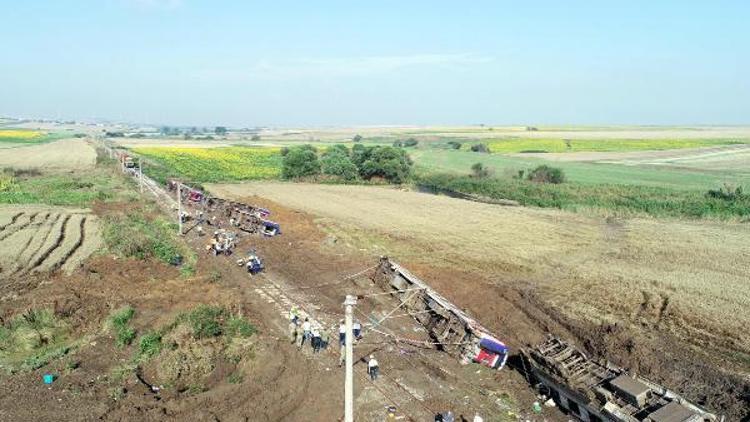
[372,257,509,369]
[168,179,281,236]
[522,335,718,422]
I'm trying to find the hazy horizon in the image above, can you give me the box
[1,1,748,127]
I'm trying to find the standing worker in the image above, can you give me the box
[367,355,379,381]
[338,320,346,346]
[289,306,300,324]
[311,326,322,353]
[300,318,311,348]
[353,320,362,340]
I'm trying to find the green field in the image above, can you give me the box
[0,129,67,145]
[471,138,747,153]
[410,149,750,191]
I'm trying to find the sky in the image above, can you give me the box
[1,1,748,127]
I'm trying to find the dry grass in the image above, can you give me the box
[209,182,750,356]
[0,139,96,171]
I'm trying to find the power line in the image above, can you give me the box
[286,265,377,291]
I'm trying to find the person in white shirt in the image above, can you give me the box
[311,326,322,353]
[367,355,379,381]
[338,321,346,346]
[353,320,362,340]
[300,318,312,348]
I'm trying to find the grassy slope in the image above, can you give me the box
[0,167,134,207]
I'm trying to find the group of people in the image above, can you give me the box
[206,231,236,256]
[288,310,330,353]
[287,307,380,381]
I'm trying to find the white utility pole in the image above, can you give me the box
[344,294,357,422]
[138,158,143,194]
[177,183,183,235]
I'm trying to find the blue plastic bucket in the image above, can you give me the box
[43,374,55,384]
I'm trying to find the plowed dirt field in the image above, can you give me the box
[0,206,101,277]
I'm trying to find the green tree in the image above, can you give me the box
[282,145,321,179]
[214,126,227,136]
[321,147,358,181]
[352,134,363,142]
[351,143,372,168]
[359,146,412,183]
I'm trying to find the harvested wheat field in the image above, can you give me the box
[0,205,101,277]
[209,182,750,360]
[0,139,96,171]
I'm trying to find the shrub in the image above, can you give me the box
[352,134,363,142]
[470,162,491,178]
[116,327,136,347]
[527,165,565,184]
[111,306,135,327]
[226,316,256,338]
[403,138,418,147]
[351,143,371,168]
[359,146,413,184]
[188,305,225,339]
[138,332,163,360]
[707,184,744,201]
[281,145,321,179]
[110,306,136,347]
[470,143,489,153]
[321,147,358,181]
[447,141,462,150]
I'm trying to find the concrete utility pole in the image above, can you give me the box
[138,158,143,194]
[344,294,357,422]
[177,183,183,235]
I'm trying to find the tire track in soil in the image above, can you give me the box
[62,217,97,274]
[0,211,24,232]
[25,214,71,273]
[0,212,39,242]
[13,213,58,273]
[51,216,87,272]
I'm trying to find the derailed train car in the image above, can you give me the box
[168,179,281,236]
[521,335,718,422]
[372,257,509,370]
